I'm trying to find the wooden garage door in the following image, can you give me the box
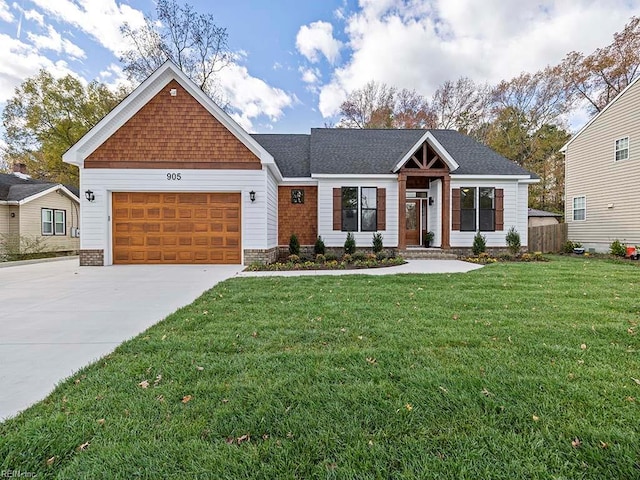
[112,192,241,264]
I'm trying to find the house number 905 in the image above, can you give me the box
[167,173,181,180]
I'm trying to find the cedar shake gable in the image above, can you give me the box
[86,80,260,169]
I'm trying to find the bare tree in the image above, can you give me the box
[338,81,436,129]
[561,16,640,112]
[120,0,231,99]
[430,77,491,134]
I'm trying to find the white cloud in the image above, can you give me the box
[314,0,640,118]
[0,0,13,22]
[27,24,85,59]
[300,66,321,84]
[0,33,77,103]
[30,0,146,55]
[218,63,294,132]
[296,21,342,64]
[24,9,45,27]
[98,63,134,91]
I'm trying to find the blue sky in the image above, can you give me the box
[0,0,639,137]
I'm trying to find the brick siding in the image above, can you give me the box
[278,186,317,245]
[86,80,260,169]
[79,249,104,266]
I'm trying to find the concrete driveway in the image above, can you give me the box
[0,258,241,420]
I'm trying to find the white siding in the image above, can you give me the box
[266,169,278,248]
[81,168,268,265]
[565,80,640,251]
[429,179,442,247]
[450,179,526,248]
[317,178,399,247]
[0,205,9,236]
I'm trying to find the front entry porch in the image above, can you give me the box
[396,138,452,250]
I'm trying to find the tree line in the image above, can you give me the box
[337,16,640,213]
[1,0,638,215]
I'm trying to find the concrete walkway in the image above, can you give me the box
[237,259,482,277]
[0,259,241,420]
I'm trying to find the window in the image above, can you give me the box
[361,187,377,232]
[573,196,586,221]
[460,187,476,231]
[341,187,358,231]
[341,187,378,232]
[479,188,495,231]
[42,208,66,236]
[615,137,629,161]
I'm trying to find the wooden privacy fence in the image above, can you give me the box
[528,223,568,253]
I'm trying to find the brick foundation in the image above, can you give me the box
[244,247,278,265]
[79,249,104,266]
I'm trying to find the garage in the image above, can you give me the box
[112,192,241,264]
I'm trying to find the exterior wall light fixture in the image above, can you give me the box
[85,190,95,202]
[249,190,256,203]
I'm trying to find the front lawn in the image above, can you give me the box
[1,257,639,479]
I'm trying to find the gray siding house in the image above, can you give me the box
[561,76,640,252]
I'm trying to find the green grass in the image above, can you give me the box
[2,256,639,479]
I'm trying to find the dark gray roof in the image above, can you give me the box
[0,173,77,202]
[251,129,537,178]
[251,134,310,177]
[528,208,562,218]
[309,128,426,175]
[430,130,538,177]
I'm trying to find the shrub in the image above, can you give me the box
[472,231,486,256]
[344,232,356,255]
[342,253,352,263]
[288,254,300,263]
[288,234,300,256]
[325,253,338,262]
[315,254,326,264]
[610,239,626,257]
[376,251,387,261]
[372,232,384,253]
[352,252,367,262]
[562,240,582,254]
[505,227,521,255]
[314,236,325,255]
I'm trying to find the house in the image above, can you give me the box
[561,76,640,252]
[528,208,562,228]
[0,166,80,256]
[63,61,537,266]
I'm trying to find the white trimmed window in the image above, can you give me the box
[615,137,629,161]
[42,209,66,235]
[572,196,586,221]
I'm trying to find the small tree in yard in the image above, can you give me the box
[472,231,487,256]
[372,233,384,253]
[344,232,356,255]
[314,236,325,255]
[289,234,300,256]
[506,227,521,255]
[610,239,626,257]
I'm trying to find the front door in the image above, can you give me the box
[405,200,420,246]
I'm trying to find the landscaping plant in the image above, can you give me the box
[314,236,325,255]
[372,232,383,253]
[288,233,300,256]
[344,232,356,255]
[505,227,521,255]
[472,231,486,255]
[609,239,626,257]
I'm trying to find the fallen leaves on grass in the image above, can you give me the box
[138,380,149,389]
[438,386,448,394]
[365,357,377,365]
[571,438,582,448]
[46,456,55,466]
[153,374,162,386]
[181,395,192,404]
[77,441,90,451]
[226,433,251,445]
[600,441,609,449]
[532,415,540,422]
[580,344,587,350]
[196,366,204,371]
[97,418,105,425]
[481,388,493,397]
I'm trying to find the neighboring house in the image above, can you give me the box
[63,61,538,266]
[528,208,562,228]
[0,167,80,255]
[561,76,640,252]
